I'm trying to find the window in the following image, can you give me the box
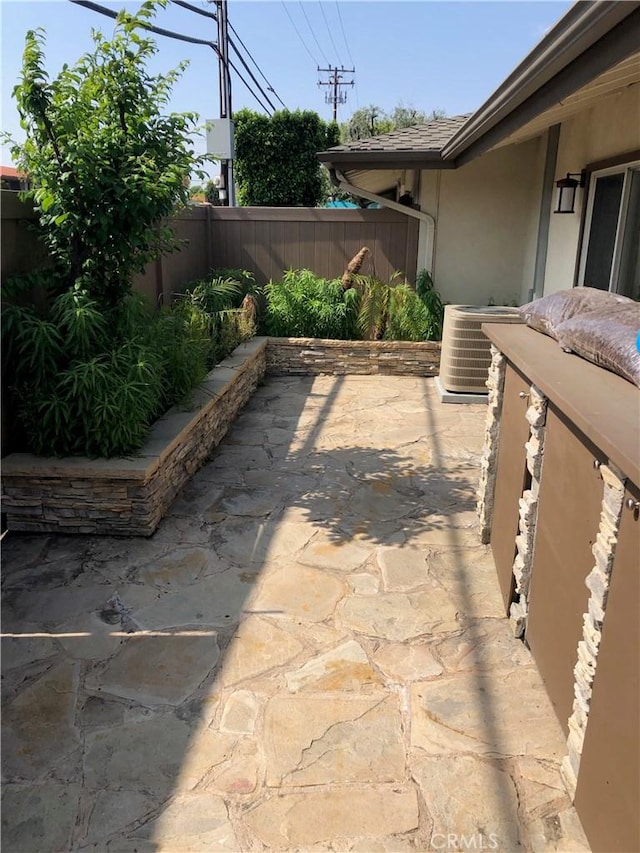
[579,161,640,300]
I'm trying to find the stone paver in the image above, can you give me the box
[263,694,405,786]
[85,633,220,705]
[1,375,590,852]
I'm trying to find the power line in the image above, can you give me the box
[317,64,354,122]
[299,1,330,66]
[70,0,217,48]
[229,21,288,109]
[68,0,273,115]
[334,1,358,109]
[228,56,273,113]
[171,1,281,112]
[319,2,341,64]
[281,2,318,66]
[173,0,286,110]
[174,1,279,112]
[335,1,354,67]
[228,36,277,113]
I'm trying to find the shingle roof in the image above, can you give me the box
[325,114,471,155]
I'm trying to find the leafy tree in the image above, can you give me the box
[390,103,446,129]
[8,0,209,306]
[340,102,447,142]
[341,105,393,142]
[233,109,340,206]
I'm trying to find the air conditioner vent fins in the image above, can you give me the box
[439,305,523,393]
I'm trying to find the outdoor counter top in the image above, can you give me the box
[482,322,640,488]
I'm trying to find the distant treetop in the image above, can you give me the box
[340,103,447,142]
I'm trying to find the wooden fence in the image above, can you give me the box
[205,206,419,286]
[1,194,419,303]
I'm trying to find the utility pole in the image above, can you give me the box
[216,0,234,206]
[317,65,355,122]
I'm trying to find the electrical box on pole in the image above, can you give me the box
[206,119,235,160]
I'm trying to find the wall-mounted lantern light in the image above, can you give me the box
[554,170,586,214]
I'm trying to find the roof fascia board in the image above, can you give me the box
[443,1,640,161]
[324,159,455,171]
[318,151,452,169]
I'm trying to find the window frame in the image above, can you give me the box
[577,157,640,293]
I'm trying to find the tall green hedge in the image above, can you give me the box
[233,109,340,207]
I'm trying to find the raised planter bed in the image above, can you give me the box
[2,337,268,537]
[1,337,441,536]
[267,337,441,376]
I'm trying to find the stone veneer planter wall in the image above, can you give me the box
[1,336,442,536]
[267,337,441,376]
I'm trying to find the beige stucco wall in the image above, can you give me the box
[543,84,640,295]
[418,138,544,306]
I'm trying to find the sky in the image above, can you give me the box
[1,0,574,174]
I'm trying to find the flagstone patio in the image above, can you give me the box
[1,374,590,852]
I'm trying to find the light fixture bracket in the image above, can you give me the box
[565,170,586,188]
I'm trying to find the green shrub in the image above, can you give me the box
[355,271,444,342]
[415,268,444,340]
[176,275,256,365]
[355,275,391,341]
[3,290,163,456]
[2,268,259,458]
[196,268,263,329]
[233,109,340,206]
[150,305,211,410]
[182,276,244,315]
[384,284,435,341]
[212,309,257,362]
[261,268,444,342]
[206,269,256,301]
[263,269,359,339]
[2,280,252,457]
[2,5,261,459]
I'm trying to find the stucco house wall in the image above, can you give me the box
[417,138,544,306]
[543,85,640,296]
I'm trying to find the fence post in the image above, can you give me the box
[206,203,213,272]
[155,256,164,306]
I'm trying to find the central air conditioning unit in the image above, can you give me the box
[437,304,523,400]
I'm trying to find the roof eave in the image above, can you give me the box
[317,150,453,170]
[444,1,640,164]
